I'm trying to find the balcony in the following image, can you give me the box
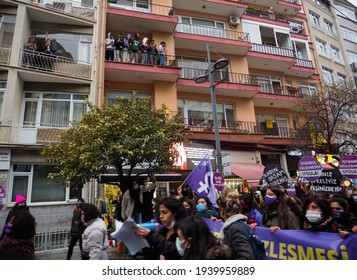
[175,24,251,55]
[177,67,260,98]
[173,0,247,18]
[25,0,95,24]
[183,119,265,144]
[0,45,11,65]
[286,58,315,78]
[247,43,296,71]
[241,1,301,16]
[254,85,303,108]
[107,0,177,34]
[19,49,92,80]
[242,8,290,27]
[104,54,180,83]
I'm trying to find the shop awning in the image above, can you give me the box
[230,163,265,181]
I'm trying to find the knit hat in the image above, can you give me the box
[15,194,26,204]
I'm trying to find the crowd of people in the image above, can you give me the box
[1,182,356,260]
[105,32,167,66]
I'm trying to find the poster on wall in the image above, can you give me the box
[0,148,11,170]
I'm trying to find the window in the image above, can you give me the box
[31,30,93,63]
[347,51,357,64]
[291,40,309,60]
[255,114,289,137]
[256,75,282,94]
[298,83,317,98]
[322,67,334,85]
[331,46,342,63]
[309,11,320,28]
[341,27,357,43]
[107,90,151,106]
[0,82,5,119]
[335,5,357,21]
[109,0,149,11]
[324,20,335,37]
[316,38,328,57]
[22,92,87,127]
[337,73,347,86]
[178,99,235,128]
[0,14,16,46]
[10,164,81,204]
[289,21,304,34]
[177,16,226,38]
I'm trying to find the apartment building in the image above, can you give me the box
[331,0,357,86]
[304,0,352,85]
[103,0,320,190]
[0,0,101,233]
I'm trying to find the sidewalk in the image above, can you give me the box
[35,246,129,260]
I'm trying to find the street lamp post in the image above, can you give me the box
[194,43,229,175]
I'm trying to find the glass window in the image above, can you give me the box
[0,14,16,47]
[335,5,357,21]
[331,46,342,63]
[309,11,320,28]
[10,164,81,204]
[0,82,5,119]
[298,83,317,98]
[22,92,88,127]
[316,38,328,57]
[341,27,357,43]
[347,51,357,64]
[337,73,347,86]
[324,19,335,36]
[107,90,151,106]
[322,67,334,85]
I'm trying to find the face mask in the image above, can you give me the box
[184,208,191,215]
[353,196,357,202]
[264,195,276,206]
[167,220,175,229]
[76,202,83,208]
[306,210,323,223]
[333,210,346,219]
[17,202,27,208]
[175,237,186,257]
[196,203,206,212]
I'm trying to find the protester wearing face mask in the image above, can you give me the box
[195,197,220,221]
[66,198,85,260]
[329,196,357,238]
[302,194,338,233]
[179,197,195,216]
[175,216,231,259]
[134,197,186,260]
[262,187,301,233]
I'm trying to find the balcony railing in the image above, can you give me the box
[182,118,263,134]
[295,58,313,68]
[176,23,250,42]
[245,8,288,23]
[251,43,295,58]
[179,67,258,85]
[19,49,92,79]
[0,45,11,65]
[262,126,297,138]
[108,0,174,17]
[108,53,177,67]
[28,0,95,20]
[258,84,303,97]
[281,0,300,4]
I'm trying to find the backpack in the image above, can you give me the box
[226,221,267,260]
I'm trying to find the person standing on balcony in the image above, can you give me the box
[148,39,158,65]
[140,37,149,65]
[158,41,167,66]
[114,33,124,62]
[123,33,132,63]
[267,7,274,20]
[130,33,141,63]
[41,38,56,70]
[66,198,85,260]
[105,32,115,61]
[23,36,38,68]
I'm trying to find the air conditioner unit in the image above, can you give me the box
[229,16,240,27]
[351,62,357,72]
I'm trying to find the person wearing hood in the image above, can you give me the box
[105,32,114,61]
[219,196,255,260]
[262,187,301,233]
[80,203,109,260]
[66,198,86,260]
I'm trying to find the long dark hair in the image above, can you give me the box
[154,197,185,225]
[176,216,220,259]
[302,194,332,220]
[265,187,290,229]
[81,203,100,222]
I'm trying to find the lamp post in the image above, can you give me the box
[194,43,229,175]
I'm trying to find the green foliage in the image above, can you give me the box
[42,98,188,193]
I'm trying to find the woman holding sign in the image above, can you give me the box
[262,187,301,232]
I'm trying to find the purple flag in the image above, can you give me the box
[186,154,218,208]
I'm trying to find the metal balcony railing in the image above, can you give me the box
[295,58,313,68]
[281,0,300,4]
[258,84,303,97]
[176,23,250,42]
[0,45,11,65]
[19,49,92,79]
[108,0,174,17]
[182,118,263,134]
[109,52,177,67]
[262,126,297,138]
[179,67,258,85]
[251,43,295,58]
[27,0,95,20]
[245,8,288,22]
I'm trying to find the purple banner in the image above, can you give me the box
[298,156,322,182]
[204,218,357,260]
[340,155,357,179]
